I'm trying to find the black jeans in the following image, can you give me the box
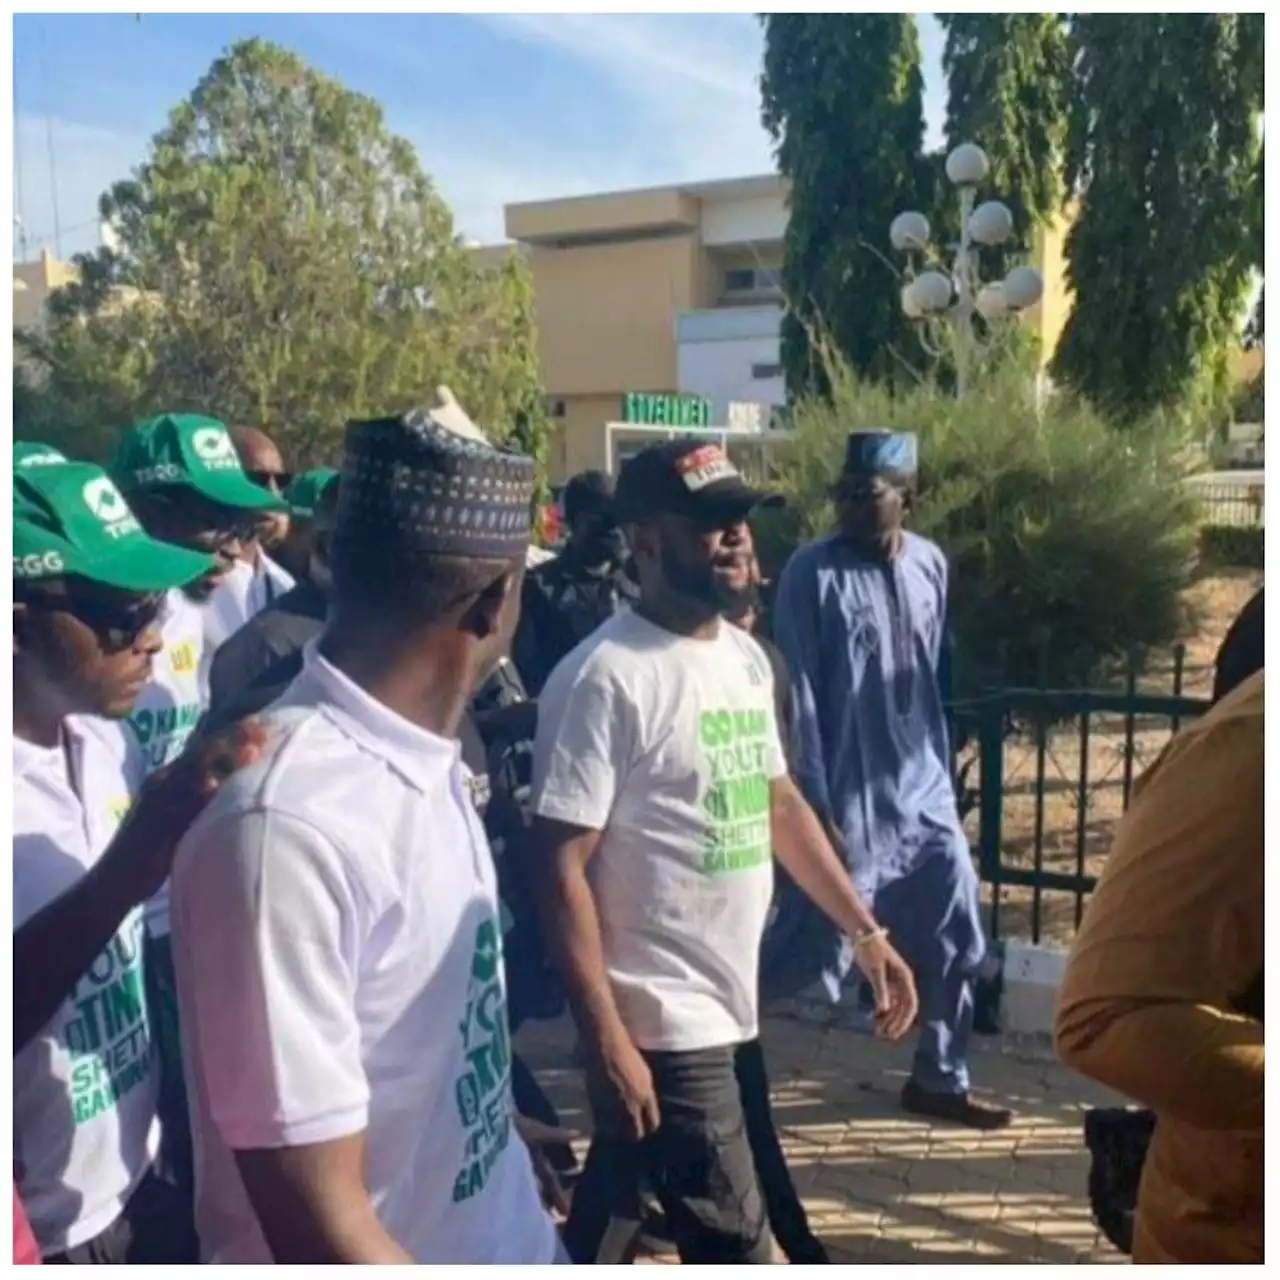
[42,1168,198,1264]
[564,1043,772,1265]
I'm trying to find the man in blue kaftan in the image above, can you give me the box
[773,430,1012,1130]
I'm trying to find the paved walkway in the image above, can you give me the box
[515,1012,1125,1265]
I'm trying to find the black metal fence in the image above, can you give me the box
[950,650,1211,943]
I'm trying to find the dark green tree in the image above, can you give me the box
[19,39,548,469]
[1052,14,1264,421]
[760,14,926,395]
[940,14,1072,251]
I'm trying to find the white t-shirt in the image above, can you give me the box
[199,554,295,694]
[126,589,207,938]
[169,646,558,1265]
[531,610,787,1052]
[12,718,161,1255]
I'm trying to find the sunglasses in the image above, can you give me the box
[26,585,166,653]
[246,469,293,493]
[143,494,259,549]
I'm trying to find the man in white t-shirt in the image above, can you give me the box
[170,400,562,1264]
[112,412,293,1190]
[11,460,265,1262]
[530,440,920,1264]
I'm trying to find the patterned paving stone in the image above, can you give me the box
[516,1011,1124,1264]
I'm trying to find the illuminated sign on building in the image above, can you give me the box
[621,392,712,427]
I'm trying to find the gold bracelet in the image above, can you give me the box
[853,926,889,951]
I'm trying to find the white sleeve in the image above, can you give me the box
[763,708,788,783]
[530,666,633,832]
[171,807,370,1150]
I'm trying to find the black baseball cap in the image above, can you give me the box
[613,439,783,524]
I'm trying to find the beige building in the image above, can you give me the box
[501,175,1075,483]
[13,249,79,335]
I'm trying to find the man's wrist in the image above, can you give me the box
[92,830,152,917]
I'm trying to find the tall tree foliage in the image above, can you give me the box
[18,39,548,469]
[940,14,1071,251]
[1052,14,1264,421]
[760,14,926,395]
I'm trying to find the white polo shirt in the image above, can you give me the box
[13,716,161,1255]
[531,610,787,1053]
[169,645,558,1265]
[126,588,207,938]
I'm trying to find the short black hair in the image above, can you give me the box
[330,540,519,626]
[563,470,615,524]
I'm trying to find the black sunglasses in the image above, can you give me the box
[142,494,259,548]
[23,584,166,653]
[247,469,293,493]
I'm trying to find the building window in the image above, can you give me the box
[723,266,783,295]
[751,361,783,381]
[546,398,566,419]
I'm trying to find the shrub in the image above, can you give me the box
[754,350,1203,695]
[1200,524,1265,569]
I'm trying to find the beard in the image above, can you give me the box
[659,543,752,613]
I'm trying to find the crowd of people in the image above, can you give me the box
[11,387,1261,1265]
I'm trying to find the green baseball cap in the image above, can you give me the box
[113,413,288,512]
[283,467,339,519]
[14,462,218,591]
[14,441,69,468]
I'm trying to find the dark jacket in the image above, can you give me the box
[511,549,639,695]
[206,580,328,717]
[199,642,490,817]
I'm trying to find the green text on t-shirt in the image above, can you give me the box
[128,702,202,771]
[451,917,513,1204]
[63,911,153,1125]
[698,706,774,875]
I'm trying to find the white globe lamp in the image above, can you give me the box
[946,142,989,187]
[1002,265,1044,312]
[968,200,1014,248]
[901,280,925,320]
[912,269,954,315]
[975,282,1009,320]
[889,210,931,253]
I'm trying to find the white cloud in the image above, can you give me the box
[13,15,950,256]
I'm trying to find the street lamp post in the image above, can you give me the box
[891,142,1044,398]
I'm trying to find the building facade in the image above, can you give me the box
[501,174,1075,482]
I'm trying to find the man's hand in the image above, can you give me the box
[104,718,270,903]
[514,1115,581,1217]
[854,933,919,1041]
[597,1033,661,1141]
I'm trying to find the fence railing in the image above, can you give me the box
[1191,480,1265,528]
[949,652,1211,944]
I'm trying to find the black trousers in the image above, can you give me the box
[563,1042,775,1265]
[42,1168,198,1265]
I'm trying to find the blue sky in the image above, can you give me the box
[12,13,948,261]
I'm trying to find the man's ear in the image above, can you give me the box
[626,519,657,565]
[467,569,519,641]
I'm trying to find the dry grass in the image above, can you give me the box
[971,568,1263,946]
